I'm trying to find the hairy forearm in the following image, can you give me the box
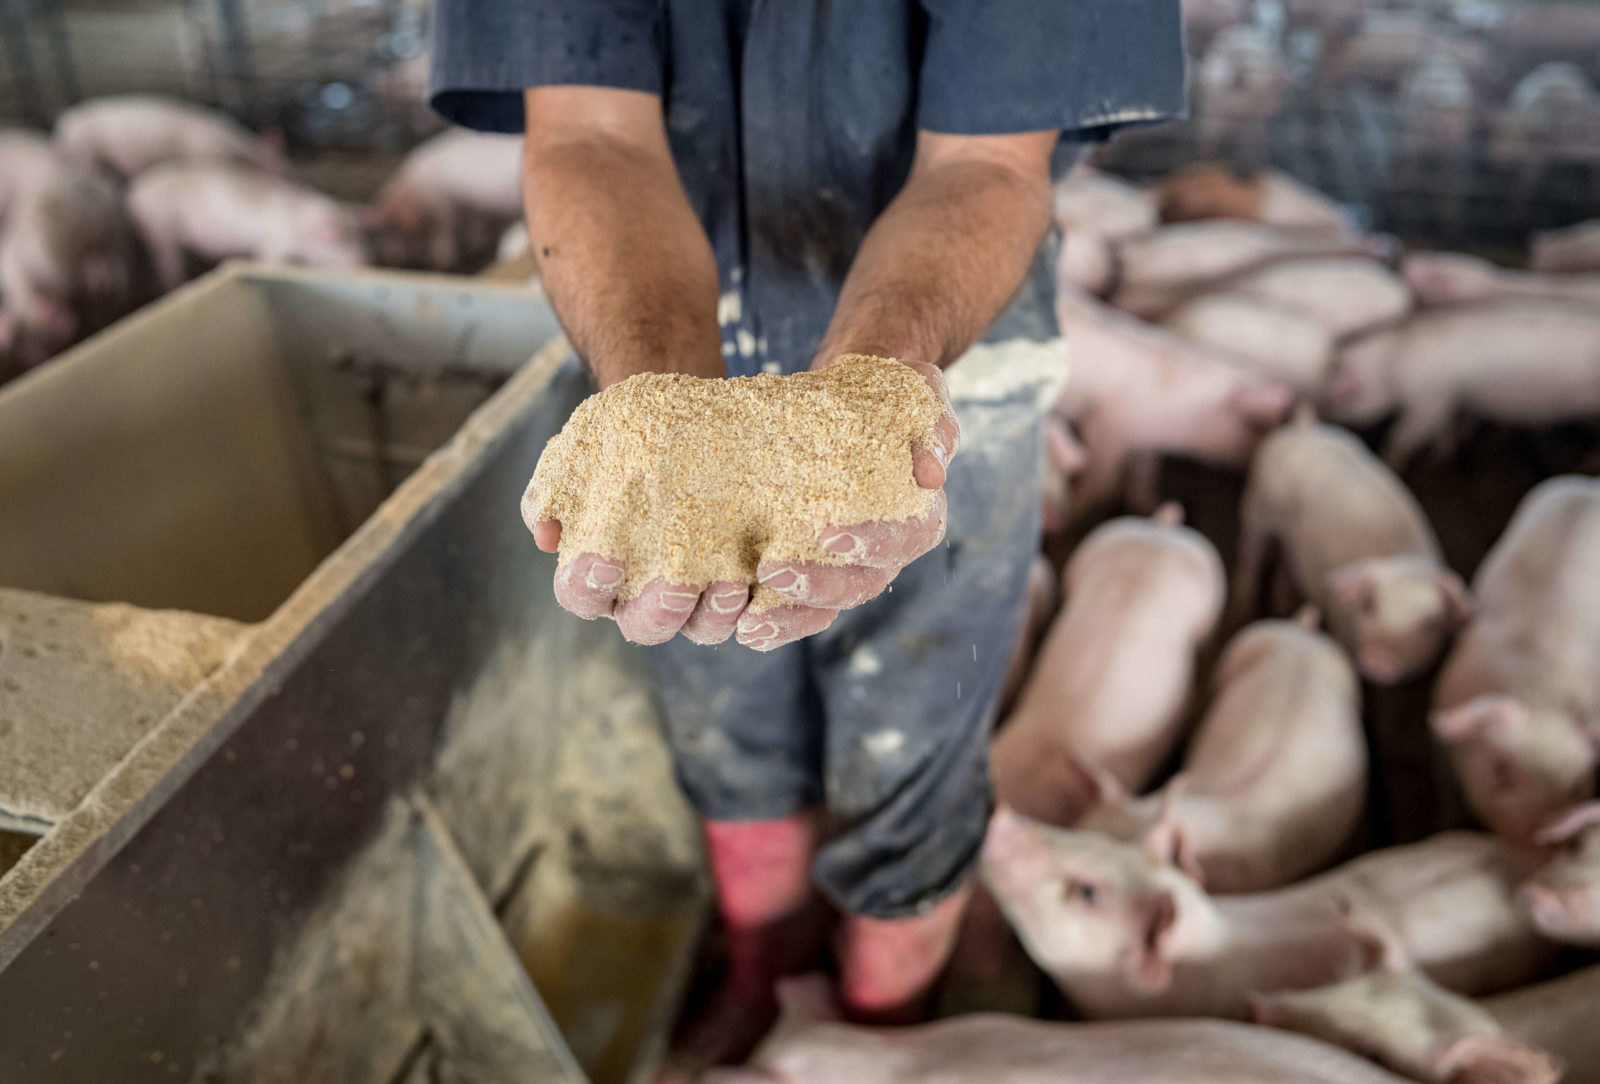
[523,134,723,388]
[814,151,1054,370]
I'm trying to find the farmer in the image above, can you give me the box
[431,2,1184,1073]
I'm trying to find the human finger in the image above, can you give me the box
[533,519,562,553]
[754,561,894,610]
[680,581,751,645]
[614,578,704,645]
[814,492,947,570]
[552,552,627,620]
[735,603,839,651]
[902,360,960,490]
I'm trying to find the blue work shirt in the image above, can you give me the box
[431,0,1186,375]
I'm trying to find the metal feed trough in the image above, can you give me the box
[0,264,707,1083]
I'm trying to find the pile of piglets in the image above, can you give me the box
[0,95,526,375]
[716,173,1600,1083]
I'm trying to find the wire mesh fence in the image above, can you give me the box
[0,0,438,153]
[3,0,1600,246]
[1100,86,1600,249]
[1099,0,1600,248]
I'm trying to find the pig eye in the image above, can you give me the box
[1063,879,1099,906]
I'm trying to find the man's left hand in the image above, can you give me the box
[744,360,959,649]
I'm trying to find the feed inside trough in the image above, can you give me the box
[0,588,245,839]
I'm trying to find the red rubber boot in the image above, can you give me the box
[836,882,973,1025]
[658,812,824,1083]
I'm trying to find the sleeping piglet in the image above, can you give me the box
[705,977,1414,1084]
[1054,287,1293,516]
[1249,943,1563,1084]
[1252,927,1600,1084]
[1111,220,1378,319]
[1075,611,1366,893]
[1319,301,1600,467]
[1517,801,1600,947]
[1433,476,1600,844]
[1235,413,1470,683]
[991,505,1224,826]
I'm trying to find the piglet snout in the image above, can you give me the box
[1516,881,1567,933]
[1230,381,1295,429]
[983,806,1034,866]
[1358,643,1402,684]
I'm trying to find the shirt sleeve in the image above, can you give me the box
[917,0,1188,138]
[429,0,664,133]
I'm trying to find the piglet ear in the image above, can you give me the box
[1230,381,1294,427]
[1065,754,1127,810]
[1435,1035,1564,1084]
[1153,502,1185,528]
[1438,571,1475,625]
[1141,778,1203,884]
[1130,890,1178,993]
[1581,712,1600,752]
[987,803,1028,841]
[1327,561,1377,610]
[1432,695,1521,744]
[1044,416,1088,475]
[1246,991,1289,1028]
[1535,801,1600,847]
[1141,818,1187,874]
[1337,896,1409,974]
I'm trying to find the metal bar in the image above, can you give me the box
[0,0,47,126]
[209,0,255,116]
[36,0,76,105]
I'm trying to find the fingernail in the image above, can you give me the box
[821,531,863,558]
[659,589,699,612]
[741,621,778,641]
[587,562,625,588]
[934,445,947,467]
[709,588,748,613]
[740,630,783,652]
[759,568,808,598]
[759,568,799,589]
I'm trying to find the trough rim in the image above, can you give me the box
[0,262,571,969]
